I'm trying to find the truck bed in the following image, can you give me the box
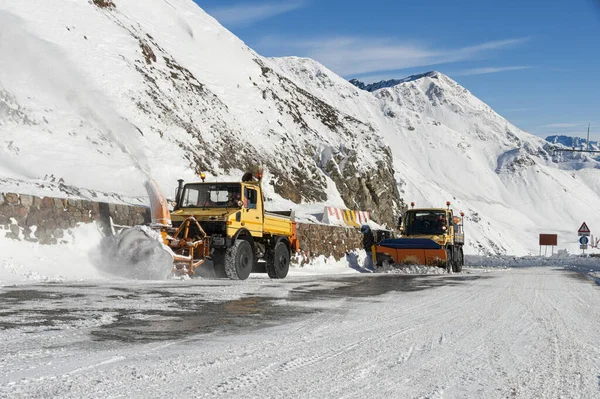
[264,211,294,237]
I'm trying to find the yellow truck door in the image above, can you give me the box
[243,186,263,237]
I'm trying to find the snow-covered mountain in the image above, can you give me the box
[1,0,600,255]
[547,135,599,152]
[0,0,401,226]
[268,62,600,255]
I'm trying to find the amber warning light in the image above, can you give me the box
[200,172,206,182]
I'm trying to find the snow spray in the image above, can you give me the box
[90,225,174,280]
[0,10,152,180]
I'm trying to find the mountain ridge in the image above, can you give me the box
[349,71,440,92]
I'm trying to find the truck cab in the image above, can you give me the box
[400,208,464,248]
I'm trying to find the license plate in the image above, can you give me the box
[212,236,225,246]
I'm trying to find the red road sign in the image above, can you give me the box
[578,222,591,235]
[539,234,557,246]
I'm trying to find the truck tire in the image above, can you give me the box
[445,247,453,273]
[211,249,227,278]
[454,247,464,273]
[225,239,253,280]
[266,241,290,279]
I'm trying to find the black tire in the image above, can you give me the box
[446,247,453,273]
[454,247,464,273]
[452,255,460,273]
[266,241,290,279]
[225,239,254,280]
[211,249,227,278]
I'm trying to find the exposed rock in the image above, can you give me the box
[19,194,33,208]
[5,193,19,205]
[9,223,20,237]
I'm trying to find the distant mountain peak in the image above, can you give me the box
[546,135,599,149]
[349,71,440,92]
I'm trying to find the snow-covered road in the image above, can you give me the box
[1,267,599,398]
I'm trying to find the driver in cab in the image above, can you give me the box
[228,192,241,207]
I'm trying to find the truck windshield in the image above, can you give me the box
[404,211,448,235]
[180,184,242,208]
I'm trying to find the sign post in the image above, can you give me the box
[578,222,591,254]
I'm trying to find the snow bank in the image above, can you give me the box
[466,252,600,283]
[0,223,106,285]
[375,264,448,275]
[290,250,450,276]
[466,252,600,269]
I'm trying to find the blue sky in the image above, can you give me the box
[195,0,600,140]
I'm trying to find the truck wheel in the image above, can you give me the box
[266,241,290,279]
[454,248,464,272]
[445,248,453,273]
[211,249,227,278]
[225,239,253,280]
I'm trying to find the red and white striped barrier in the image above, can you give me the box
[322,207,371,228]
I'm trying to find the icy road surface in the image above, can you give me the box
[1,267,599,398]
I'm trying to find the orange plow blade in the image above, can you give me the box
[375,238,446,267]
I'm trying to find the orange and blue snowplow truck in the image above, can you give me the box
[374,202,465,272]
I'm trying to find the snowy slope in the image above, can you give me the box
[0,0,400,224]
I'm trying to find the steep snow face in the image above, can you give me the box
[0,0,400,224]
[276,61,600,255]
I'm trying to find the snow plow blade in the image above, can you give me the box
[374,238,446,267]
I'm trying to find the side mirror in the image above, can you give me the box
[397,216,403,228]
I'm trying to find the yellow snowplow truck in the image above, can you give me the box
[374,202,465,272]
[145,172,299,280]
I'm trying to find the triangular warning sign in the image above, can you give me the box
[578,222,590,234]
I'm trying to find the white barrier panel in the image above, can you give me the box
[322,207,371,228]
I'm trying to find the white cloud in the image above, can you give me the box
[206,1,307,27]
[257,36,529,76]
[541,122,594,129]
[451,66,532,76]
